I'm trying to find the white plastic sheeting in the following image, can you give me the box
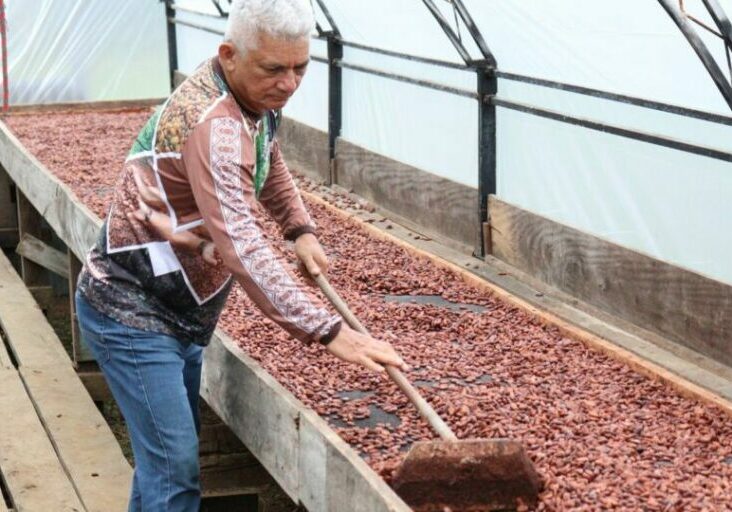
[12,0,732,285]
[6,0,169,104]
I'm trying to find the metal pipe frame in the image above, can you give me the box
[162,1,179,91]
[658,0,732,109]
[164,1,732,258]
[701,0,732,49]
[493,97,732,162]
[163,4,732,124]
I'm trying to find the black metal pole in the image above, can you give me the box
[163,0,179,91]
[658,0,732,110]
[326,32,343,186]
[477,64,497,257]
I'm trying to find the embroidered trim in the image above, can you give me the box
[209,117,337,339]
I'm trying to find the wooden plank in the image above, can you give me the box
[278,117,330,184]
[200,332,301,502]
[489,196,732,367]
[173,70,188,89]
[299,409,409,512]
[201,331,411,511]
[335,137,479,250]
[19,365,132,512]
[0,329,12,370]
[68,251,94,365]
[0,369,85,511]
[16,233,69,278]
[0,166,17,234]
[15,191,49,287]
[0,121,101,261]
[0,250,71,367]
[7,97,163,115]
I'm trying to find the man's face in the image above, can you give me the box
[219,31,310,114]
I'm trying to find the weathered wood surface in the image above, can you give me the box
[0,369,85,511]
[16,232,70,278]
[335,137,479,250]
[19,365,132,512]
[0,250,72,367]
[0,121,101,261]
[8,98,163,114]
[0,166,18,249]
[0,325,13,370]
[1,113,412,511]
[16,191,51,287]
[278,117,330,184]
[201,331,410,511]
[489,196,732,367]
[68,251,95,364]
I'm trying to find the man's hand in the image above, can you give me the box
[326,325,409,373]
[295,232,328,277]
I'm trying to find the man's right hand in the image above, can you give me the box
[325,325,409,373]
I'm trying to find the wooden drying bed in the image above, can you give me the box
[0,249,131,512]
[0,105,409,511]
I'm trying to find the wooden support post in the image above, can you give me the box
[482,220,493,256]
[68,250,94,365]
[16,233,69,278]
[0,164,17,249]
[15,190,50,287]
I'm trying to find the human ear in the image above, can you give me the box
[218,42,237,71]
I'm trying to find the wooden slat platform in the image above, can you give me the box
[0,369,85,511]
[19,366,132,511]
[0,249,70,367]
[0,248,132,512]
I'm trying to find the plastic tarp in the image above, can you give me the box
[20,0,732,285]
[6,0,169,104]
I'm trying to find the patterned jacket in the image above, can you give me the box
[77,58,342,346]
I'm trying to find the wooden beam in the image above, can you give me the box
[489,196,732,368]
[0,250,71,367]
[15,191,50,287]
[19,365,132,512]
[334,137,479,250]
[0,331,13,371]
[68,251,95,365]
[0,369,85,511]
[277,117,331,184]
[7,97,164,115]
[0,121,101,261]
[201,331,411,511]
[0,166,18,251]
[16,233,69,278]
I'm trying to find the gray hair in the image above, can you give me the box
[224,0,315,53]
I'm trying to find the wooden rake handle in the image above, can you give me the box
[314,273,458,442]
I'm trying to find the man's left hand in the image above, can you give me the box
[295,233,328,277]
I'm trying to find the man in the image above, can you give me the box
[74,1,407,510]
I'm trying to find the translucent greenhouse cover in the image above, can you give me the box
[8,0,732,286]
[6,0,169,104]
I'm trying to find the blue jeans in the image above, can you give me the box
[75,292,203,512]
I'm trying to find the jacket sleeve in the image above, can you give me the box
[182,116,341,345]
[257,138,317,241]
